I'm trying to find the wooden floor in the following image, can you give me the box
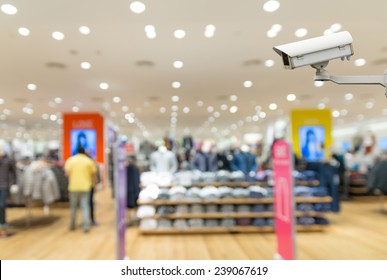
[1,189,387,260]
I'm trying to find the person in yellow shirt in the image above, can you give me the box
[65,147,96,233]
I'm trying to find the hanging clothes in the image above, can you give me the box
[230,152,257,175]
[127,163,140,209]
[191,151,218,172]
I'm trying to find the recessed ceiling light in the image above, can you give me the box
[197,100,204,107]
[365,101,374,109]
[340,109,348,116]
[171,117,177,124]
[264,59,275,67]
[317,103,326,109]
[332,110,340,118]
[99,82,109,90]
[246,116,252,122]
[172,105,178,111]
[271,24,282,32]
[3,109,11,115]
[314,81,325,87]
[357,114,364,121]
[113,97,121,103]
[220,104,228,111]
[54,97,62,104]
[52,31,65,40]
[144,25,155,33]
[287,93,296,101]
[354,58,366,67]
[130,1,146,13]
[330,23,342,32]
[146,31,157,39]
[80,62,91,69]
[173,61,184,69]
[204,24,216,38]
[171,95,179,102]
[72,106,79,112]
[27,83,37,91]
[171,112,178,117]
[229,106,238,113]
[259,112,266,118]
[344,93,354,101]
[295,28,308,38]
[263,0,280,12]
[269,103,278,110]
[252,115,259,122]
[50,114,58,121]
[324,29,334,36]
[255,105,262,111]
[172,81,181,89]
[266,29,278,38]
[42,114,49,120]
[244,81,253,88]
[1,4,17,15]
[18,27,30,36]
[0,98,4,105]
[79,26,91,35]
[183,107,190,114]
[122,106,129,112]
[213,111,220,118]
[207,106,214,113]
[174,29,186,39]
[230,95,238,102]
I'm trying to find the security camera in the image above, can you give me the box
[273,31,353,69]
[272,31,387,97]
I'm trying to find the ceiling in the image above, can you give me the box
[0,0,387,141]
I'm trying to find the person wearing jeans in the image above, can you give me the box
[65,147,96,233]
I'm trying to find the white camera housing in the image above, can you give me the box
[273,31,354,69]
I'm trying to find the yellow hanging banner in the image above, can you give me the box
[291,109,332,160]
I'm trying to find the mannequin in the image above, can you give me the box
[231,144,257,176]
[182,128,194,161]
[0,141,16,237]
[149,145,178,173]
[191,141,218,172]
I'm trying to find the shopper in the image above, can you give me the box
[126,156,140,226]
[86,152,100,227]
[0,143,16,238]
[65,147,96,233]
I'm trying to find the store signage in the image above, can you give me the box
[273,140,296,260]
[63,113,105,164]
[114,142,127,260]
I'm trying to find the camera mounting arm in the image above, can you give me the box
[314,68,387,97]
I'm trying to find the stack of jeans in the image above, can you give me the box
[315,217,330,225]
[191,204,204,213]
[220,204,235,213]
[170,186,187,200]
[297,217,315,226]
[221,218,236,227]
[248,186,268,198]
[173,219,189,229]
[266,218,275,227]
[188,218,204,228]
[205,219,219,227]
[252,218,266,227]
[140,218,157,230]
[312,187,329,197]
[294,186,313,197]
[205,204,218,213]
[236,205,251,213]
[314,203,331,212]
[252,204,265,212]
[158,219,173,229]
[296,203,314,212]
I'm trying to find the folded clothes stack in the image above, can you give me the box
[252,218,266,227]
[294,186,313,197]
[216,170,230,183]
[248,186,268,198]
[169,186,187,200]
[236,204,251,213]
[297,217,315,226]
[188,218,204,228]
[200,186,220,200]
[236,218,252,226]
[157,189,171,200]
[296,203,314,212]
[221,218,236,227]
[252,204,266,213]
[314,203,331,212]
[202,172,217,183]
[157,206,175,216]
[173,219,189,229]
[232,188,249,198]
[218,186,234,198]
[204,219,219,227]
[158,219,173,229]
[230,171,245,182]
[137,205,156,218]
[205,204,218,213]
[190,204,204,213]
[175,205,189,214]
[186,187,201,201]
[140,218,157,230]
[220,204,235,213]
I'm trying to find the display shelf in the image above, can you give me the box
[141,180,320,188]
[139,225,328,235]
[150,211,326,220]
[349,187,369,194]
[138,196,332,206]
